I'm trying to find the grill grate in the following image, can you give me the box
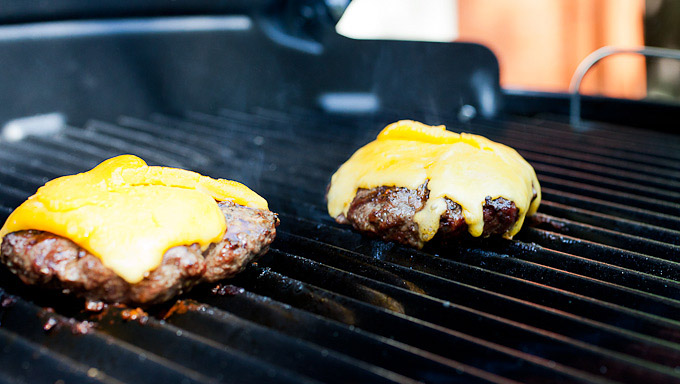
[0,108,679,384]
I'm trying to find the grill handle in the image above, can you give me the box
[569,46,680,128]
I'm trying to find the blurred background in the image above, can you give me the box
[335,0,680,103]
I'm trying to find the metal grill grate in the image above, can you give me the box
[0,108,679,384]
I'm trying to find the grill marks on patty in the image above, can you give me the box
[339,182,522,247]
[0,201,278,306]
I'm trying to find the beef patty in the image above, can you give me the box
[336,183,525,248]
[0,201,278,306]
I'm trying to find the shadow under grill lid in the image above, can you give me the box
[0,108,679,384]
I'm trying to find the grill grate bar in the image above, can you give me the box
[5,140,97,172]
[468,120,680,169]
[0,148,72,180]
[133,115,342,180]
[0,184,34,209]
[3,182,676,316]
[226,265,616,384]
[267,233,680,359]
[258,170,680,253]
[542,188,680,230]
[252,106,680,188]
[259,179,673,251]
[285,162,676,224]
[152,303,421,384]
[496,241,680,300]
[141,113,680,209]
[278,214,680,342]
[521,227,680,281]
[530,213,680,254]
[91,306,329,384]
[0,165,48,187]
[122,125,334,195]
[508,133,680,170]
[537,201,680,245]
[1,286,325,384]
[259,178,668,260]
[0,143,88,177]
[278,206,677,297]
[0,115,676,290]
[156,113,358,169]
[20,136,107,171]
[111,119,680,240]
[0,328,116,384]
[296,104,680,150]
[532,163,680,202]
[55,127,130,160]
[163,311,415,383]
[187,290,520,384]
[525,152,679,192]
[247,106,680,164]
[61,127,184,168]
[0,206,12,217]
[539,176,680,216]
[517,147,680,183]
[439,244,680,317]
[133,116,275,157]
[214,109,377,147]
[184,111,369,154]
[495,136,680,179]
[257,105,680,161]
[259,248,680,382]
[85,120,213,168]
[513,117,680,159]
[522,227,680,288]
[277,221,680,305]
[422,111,680,160]
[220,109,680,188]
[0,107,678,383]
[172,112,680,204]
[116,116,238,158]
[0,289,216,384]
[74,121,275,189]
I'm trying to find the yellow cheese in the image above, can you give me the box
[0,155,268,283]
[327,120,541,246]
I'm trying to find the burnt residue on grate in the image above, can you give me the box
[0,108,679,383]
[39,307,96,335]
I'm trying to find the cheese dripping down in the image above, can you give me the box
[326,120,541,247]
[0,155,268,283]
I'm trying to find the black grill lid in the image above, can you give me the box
[0,105,679,384]
[0,14,502,126]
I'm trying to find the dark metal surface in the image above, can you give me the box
[0,15,501,126]
[0,0,274,24]
[504,90,680,132]
[0,105,679,383]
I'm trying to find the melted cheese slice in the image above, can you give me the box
[327,120,541,246]
[0,155,268,283]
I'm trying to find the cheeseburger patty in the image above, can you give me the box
[335,182,530,248]
[0,201,278,306]
[326,121,541,248]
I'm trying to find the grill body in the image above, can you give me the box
[0,11,680,384]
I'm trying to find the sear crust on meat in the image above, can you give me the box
[0,201,278,306]
[338,183,522,247]
[342,183,429,248]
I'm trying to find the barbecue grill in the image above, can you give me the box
[1,2,679,383]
